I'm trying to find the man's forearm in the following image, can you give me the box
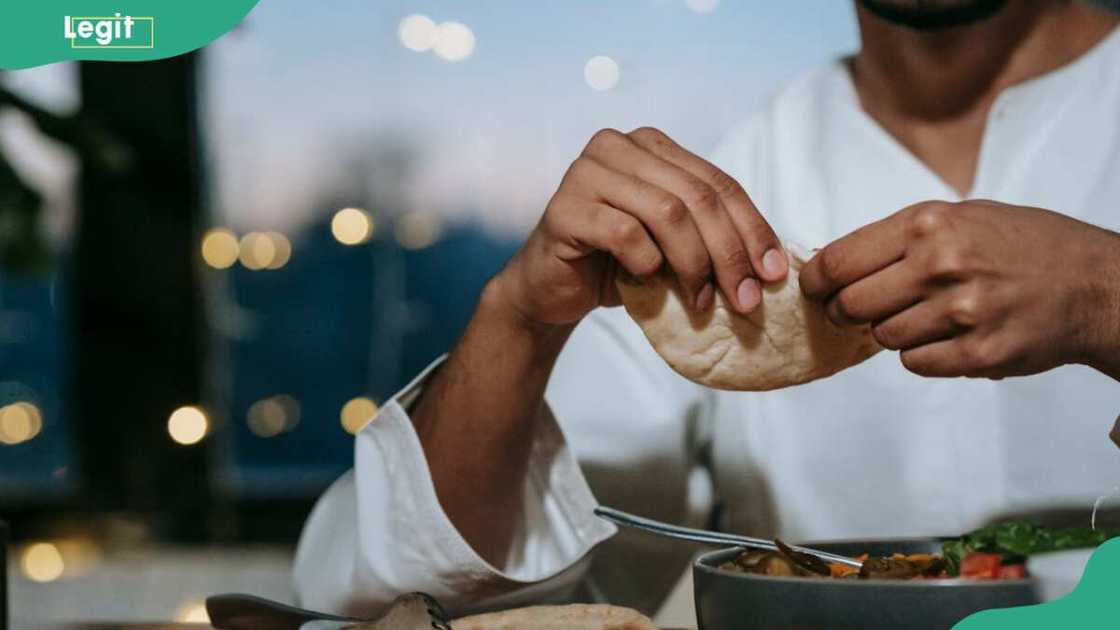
[411,276,576,567]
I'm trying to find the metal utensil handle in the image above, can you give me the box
[206,593,363,630]
[594,506,863,568]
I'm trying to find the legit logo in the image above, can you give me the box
[64,13,154,48]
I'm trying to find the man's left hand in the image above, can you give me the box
[799,199,1120,379]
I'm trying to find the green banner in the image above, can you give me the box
[1,1,261,69]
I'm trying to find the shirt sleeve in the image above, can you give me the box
[292,356,618,618]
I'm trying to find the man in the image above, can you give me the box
[294,0,1120,617]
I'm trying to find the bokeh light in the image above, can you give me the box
[54,538,102,578]
[200,228,239,269]
[685,0,720,13]
[264,232,292,269]
[433,21,475,62]
[247,398,285,438]
[395,212,443,250]
[238,232,277,270]
[167,406,209,446]
[331,207,374,245]
[174,600,210,624]
[21,542,65,583]
[340,397,378,435]
[399,14,437,52]
[247,394,300,438]
[584,55,620,91]
[0,401,43,445]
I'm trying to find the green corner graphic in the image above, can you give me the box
[2,1,261,69]
[954,538,1120,629]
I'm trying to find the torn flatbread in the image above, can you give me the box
[616,245,880,391]
[451,604,657,630]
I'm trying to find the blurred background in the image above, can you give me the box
[0,1,862,625]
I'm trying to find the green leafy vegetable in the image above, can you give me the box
[941,521,1120,576]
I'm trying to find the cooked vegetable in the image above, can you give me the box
[720,521,1118,581]
[959,552,1003,579]
[774,539,831,576]
[998,563,1027,579]
[722,549,950,581]
[940,520,1120,575]
[720,549,805,577]
[858,557,923,580]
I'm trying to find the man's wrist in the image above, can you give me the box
[1080,230,1120,379]
[479,273,575,355]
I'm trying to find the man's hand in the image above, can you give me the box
[412,127,786,567]
[494,127,787,328]
[799,199,1120,380]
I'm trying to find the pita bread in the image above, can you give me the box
[616,245,880,391]
[451,604,657,630]
[339,593,450,630]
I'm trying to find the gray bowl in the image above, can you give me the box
[693,538,1038,630]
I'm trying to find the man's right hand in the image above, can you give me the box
[412,127,786,568]
[492,127,788,328]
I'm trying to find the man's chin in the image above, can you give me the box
[858,0,1009,30]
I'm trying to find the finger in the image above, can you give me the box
[800,210,911,301]
[600,260,623,307]
[550,199,664,280]
[569,154,713,309]
[826,259,926,326]
[587,129,757,313]
[627,127,787,284]
[899,338,971,378]
[898,333,1007,379]
[871,296,966,351]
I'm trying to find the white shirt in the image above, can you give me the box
[293,27,1120,618]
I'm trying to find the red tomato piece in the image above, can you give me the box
[960,552,1003,579]
[997,563,1027,579]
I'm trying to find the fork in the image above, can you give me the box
[594,506,864,568]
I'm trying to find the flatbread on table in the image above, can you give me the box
[451,604,657,630]
[616,245,880,391]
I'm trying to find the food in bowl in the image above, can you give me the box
[718,521,1118,581]
[721,546,955,580]
[694,539,1038,630]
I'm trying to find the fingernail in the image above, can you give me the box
[737,278,761,313]
[762,248,787,279]
[695,282,715,311]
